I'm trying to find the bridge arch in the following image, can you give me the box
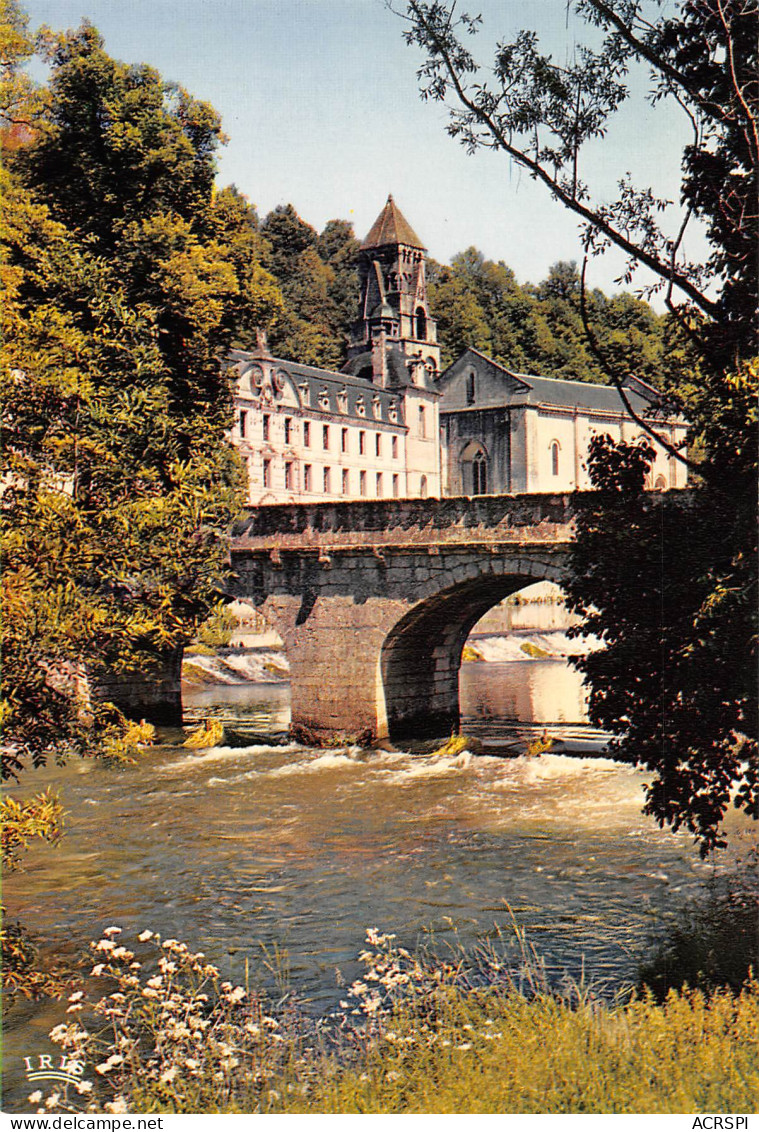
[378,559,565,742]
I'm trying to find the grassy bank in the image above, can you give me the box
[269,983,759,1114]
[23,928,759,1116]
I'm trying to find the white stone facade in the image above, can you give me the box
[439,348,688,495]
[230,346,440,505]
[229,200,687,504]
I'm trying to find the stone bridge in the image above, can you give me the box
[229,493,576,743]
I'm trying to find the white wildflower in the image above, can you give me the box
[102,926,122,937]
[455,1043,473,1051]
[68,990,85,1002]
[159,1066,178,1085]
[45,1093,61,1109]
[95,1054,124,1074]
[138,930,154,942]
[27,1091,42,1104]
[75,1081,93,1095]
[362,992,382,1015]
[105,1097,128,1114]
[90,964,106,977]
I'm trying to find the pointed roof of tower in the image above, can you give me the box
[362,195,425,250]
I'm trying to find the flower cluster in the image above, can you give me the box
[34,926,304,1114]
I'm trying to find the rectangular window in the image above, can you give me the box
[341,428,348,453]
[359,430,366,455]
[376,472,383,496]
[303,421,311,447]
[359,470,366,497]
[284,417,293,444]
[391,435,398,459]
[342,468,349,494]
[323,466,331,493]
[375,433,381,457]
[262,414,270,441]
[392,474,399,498]
[322,425,330,450]
[303,464,312,492]
[418,407,426,438]
[239,410,248,438]
[262,458,271,488]
[284,462,294,490]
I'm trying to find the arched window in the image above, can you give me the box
[466,371,476,405]
[460,443,488,495]
[419,475,428,498]
[472,451,487,494]
[654,475,666,491]
[550,441,560,476]
[415,306,427,340]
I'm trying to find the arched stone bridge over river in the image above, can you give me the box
[228,494,576,743]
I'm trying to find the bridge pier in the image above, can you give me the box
[87,647,184,726]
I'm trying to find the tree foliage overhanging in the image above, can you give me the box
[0,12,286,782]
[403,0,758,851]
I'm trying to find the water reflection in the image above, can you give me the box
[461,659,588,725]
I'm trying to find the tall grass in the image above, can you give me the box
[23,926,759,1116]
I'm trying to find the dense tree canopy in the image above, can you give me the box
[402,0,757,851]
[1,17,284,785]
[428,251,667,383]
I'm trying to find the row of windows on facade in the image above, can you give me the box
[258,460,428,498]
[239,410,428,446]
[463,442,668,494]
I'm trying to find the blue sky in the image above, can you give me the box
[22,0,704,300]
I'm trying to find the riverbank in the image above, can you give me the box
[20,926,759,1115]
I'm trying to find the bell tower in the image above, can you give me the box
[346,195,440,383]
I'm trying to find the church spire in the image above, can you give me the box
[361,194,425,251]
[345,196,440,383]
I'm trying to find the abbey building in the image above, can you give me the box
[230,197,686,504]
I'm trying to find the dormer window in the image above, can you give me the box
[372,395,382,419]
[356,397,366,417]
[318,388,330,411]
[337,388,348,413]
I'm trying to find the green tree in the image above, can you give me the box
[403,0,758,851]
[2,20,284,765]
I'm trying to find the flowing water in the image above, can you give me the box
[3,657,753,1105]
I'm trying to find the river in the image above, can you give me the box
[3,655,753,1106]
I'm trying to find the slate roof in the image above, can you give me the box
[362,195,425,250]
[440,347,677,418]
[229,349,406,425]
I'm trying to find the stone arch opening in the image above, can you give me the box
[415,306,427,339]
[379,569,562,742]
[461,581,588,728]
[181,599,291,731]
